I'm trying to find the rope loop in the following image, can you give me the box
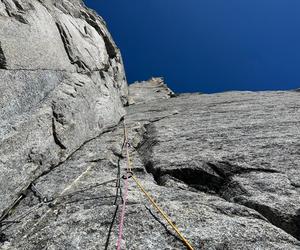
[122,171,133,180]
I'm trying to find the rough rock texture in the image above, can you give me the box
[128,77,175,105]
[0,0,127,233]
[124,86,300,249]
[2,73,300,249]
[1,2,300,250]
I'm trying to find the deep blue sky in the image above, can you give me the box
[84,0,300,93]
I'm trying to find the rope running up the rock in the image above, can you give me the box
[119,120,194,250]
[116,124,132,250]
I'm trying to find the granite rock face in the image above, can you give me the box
[0,0,127,232]
[128,77,175,105]
[2,74,300,249]
[1,1,300,250]
[125,85,300,249]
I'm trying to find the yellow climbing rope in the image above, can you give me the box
[123,121,194,250]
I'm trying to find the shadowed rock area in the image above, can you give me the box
[1,1,300,250]
[0,42,6,69]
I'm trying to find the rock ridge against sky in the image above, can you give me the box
[0,1,300,249]
[84,0,300,94]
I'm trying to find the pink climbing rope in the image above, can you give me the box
[116,167,130,249]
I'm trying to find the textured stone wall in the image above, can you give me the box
[0,0,127,222]
[1,1,300,250]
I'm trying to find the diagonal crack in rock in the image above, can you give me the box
[135,119,300,241]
